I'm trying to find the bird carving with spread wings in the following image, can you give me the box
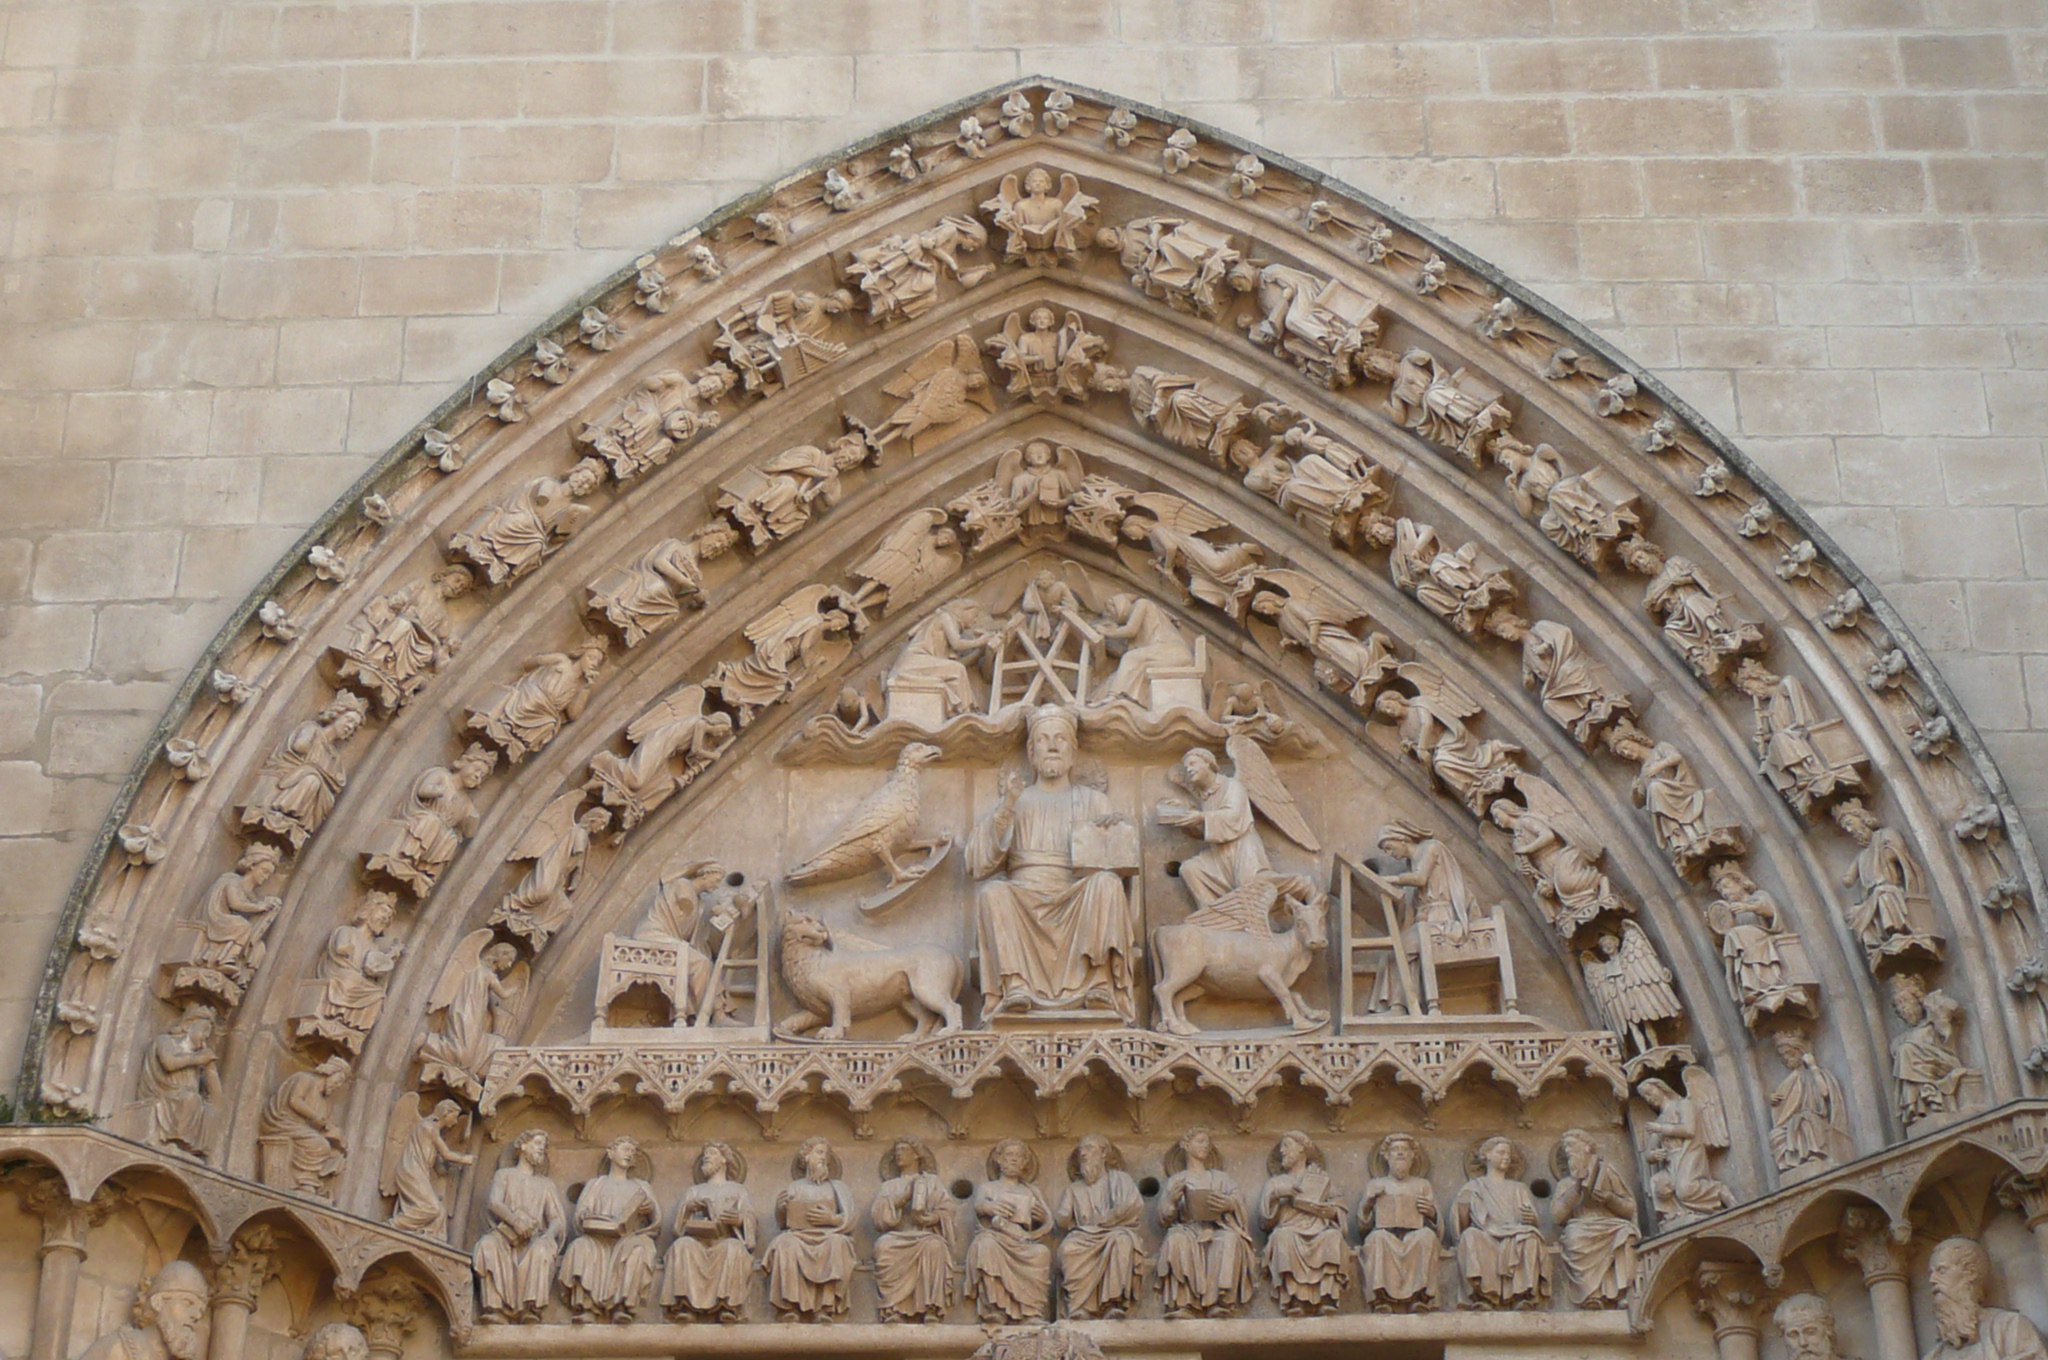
[1580,920,1681,1057]
[845,508,961,617]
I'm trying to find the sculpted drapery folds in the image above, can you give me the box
[418,931,525,1101]
[295,890,404,1050]
[332,566,473,712]
[490,793,612,949]
[258,1055,351,1197]
[1455,1137,1549,1310]
[382,1096,476,1237]
[1056,1134,1146,1321]
[585,684,733,831]
[1889,971,1977,1127]
[1095,592,1198,709]
[1704,861,1816,1027]
[1835,798,1944,968]
[182,842,284,1000]
[560,1136,661,1324]
[239,690,369,849]
[141,1003,222,1157]
[1357,1132,1439,1312]
[1158,1125,1256,1320]
[475,1129,570,1325]
[1260,1131,1348,1317]
[1926,1236,2048,1360]
[662,1142,757,1323]
[763,1136,857,1322]
[586,523,738,647]
[1769,1030,1849,1174]
[871,1138,959,1324]
[1552,1129,1638,1309]
[363,744,496,896]
[1639,1068,1735,1225]
[970,704,1140,1022]
[449,457,607,585]
[1372,663,1522,815]
[966,1138,1054,1324]
[466,638,607,763]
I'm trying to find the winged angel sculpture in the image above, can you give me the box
[416,928,527,1101]
[1578,921,1684,1063]
[1150,737,1328,1035]
[585,684,734,832]
[1248,570,1398,708]
[1371,662,1523,815]
[1638,1066,1733,1225]
[859,336,995,456]
[981,168,1097,268]
[1118,492,1265,616]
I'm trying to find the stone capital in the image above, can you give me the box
[1998,1173,2048,1230]
[339,1267,428,1360]
[1838,1205,1912,1285]
[210,1224,279,1313]
[1689,1259,1766,1342]
[14,1170,118,1257]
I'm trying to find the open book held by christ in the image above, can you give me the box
[1071,819,1141,873]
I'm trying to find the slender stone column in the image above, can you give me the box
[1689,1259,1766,1360]
[1997,1173,2048,1302]
[207,1224,279,1360]
[341,1268,428,1360]
[19,1172,117,1360]
[1839,1206,1917,1360]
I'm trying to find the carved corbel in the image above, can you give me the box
[1838,1205,1917,1360]
[339,1266,428,1360]
[1689,1259,1766,1360]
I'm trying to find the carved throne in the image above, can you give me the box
[1334,855,1521,1028]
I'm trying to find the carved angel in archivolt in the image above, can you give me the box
[1096,215,1253,318]
[1379,517,1521,638]
[1000,439,1083,545]
[417,930,526,1101]
[466,638,607,763]
[1638,1067,1733,1225]
[576,365,734,479]
[1492,778,1627,938]
[586,523,739,648]
[1248,571,1398,708]
[1118,492,1264,616]
[860,335,995,455]
[846,508,962,619]
[717,435,873,548]
[490,793,611,949]
[985,307,1125,405]
[1624,543,1765,684]
[981,167,1097,267]
[706,585,859,724]
[381,1095,475,1237]
[586,684,734,831]
[1578,921,1681,1059]
[1239,419,1391,549]
[363,743,496,897]
[1127,366,1252,460]
[713,288,852,396]
[448,458,606,586]
[239,691,369,849]
[845,215,991,323]
[1370,662,1522,815]
[1518,619,1634,746]
[332,566,473,712]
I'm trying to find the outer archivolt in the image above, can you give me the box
[18,79,2047,1351]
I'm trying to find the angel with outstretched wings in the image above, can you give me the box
[1156,735,1321,913]
[862,335,995,455]
[382,1092,476,1235]
[1579,921,1680,1057]
[846,508,961,617]
[980,168,1098,267]
[416,928,527,1099]
[1640,1065,1734,1223]
[1120,493,1264,615]
[1249,570,1398,704]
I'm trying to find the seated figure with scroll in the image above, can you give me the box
[969,705,1140,1022]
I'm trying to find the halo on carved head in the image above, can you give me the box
[988,1137,1039,1182]
[1163,1125,1219,1177]
[1550,1127,1600,1181]
[1469,1135,1524,1178]
[603,1134,655,1181]
[1372,1132,1429,1178]
[696,1140,747,1184]
[881,1137,938,1179]
[1068,1133,1123,1180]
[1268,1129,1324,1175]
[792,1135,841,1181]
[503,1127,551,1173]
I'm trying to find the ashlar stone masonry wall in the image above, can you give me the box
[1,0,2043,1076]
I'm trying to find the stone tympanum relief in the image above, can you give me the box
[21,81,2044,1360]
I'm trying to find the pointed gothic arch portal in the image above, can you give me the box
[22,81,2048,1358]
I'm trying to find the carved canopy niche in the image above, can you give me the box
[17,80,2046,1358]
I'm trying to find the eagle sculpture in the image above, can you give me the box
[785,742,948,892]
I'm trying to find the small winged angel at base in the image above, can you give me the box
[1638,1066,1735,1225]
[1151,739,1329,1036]
[1579,921,1684,1062]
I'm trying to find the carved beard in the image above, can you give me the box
[1932,1289,1980,1349]
[159,1315,206,1360]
